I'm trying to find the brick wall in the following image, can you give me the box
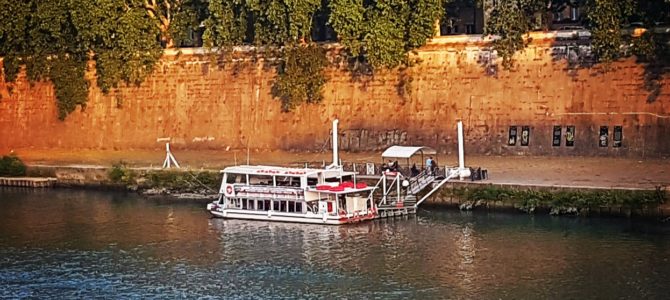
[0,33,668,157]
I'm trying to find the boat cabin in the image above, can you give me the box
[214,165,376,221]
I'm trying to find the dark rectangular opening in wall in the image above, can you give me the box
[613,126,622,147]
[508,126,517,146]
[599,126,609,147]
[552,126,562,147]
[566,126,575,147]
[521,126,530,146]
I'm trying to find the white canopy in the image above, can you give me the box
[381,146,437,159]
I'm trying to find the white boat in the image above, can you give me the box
[207,120,471,224]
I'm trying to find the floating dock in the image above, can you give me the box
[0,177,57,188]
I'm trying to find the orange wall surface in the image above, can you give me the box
[1,35,668,157]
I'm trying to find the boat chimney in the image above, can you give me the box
[332,119,339,167]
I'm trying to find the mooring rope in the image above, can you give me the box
[185,171,218,194]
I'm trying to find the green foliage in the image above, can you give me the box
[168,0,209,47]
[274,44,328,112]
[484,0,540,69]
[0,0,168,119]
[406,0,445,49]
[126,0,209,48]
[584,0,635,63]
[202,0,248,49]
[49,55,90,120]
[205,0,324,111]
[442,185,667,216]
[330,0,444,70]
[328,0,366,58]
[0,155,27,177]
[108,163,135,184]
[205,0,321,48]
[108,165,220,192]
[70,0,164,93]
[630,27,670,103]
[145,170,219,191]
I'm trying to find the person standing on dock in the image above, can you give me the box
[426,156,433,175]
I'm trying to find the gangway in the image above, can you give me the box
[372,120,471,219]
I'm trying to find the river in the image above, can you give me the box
[1,188,669,299]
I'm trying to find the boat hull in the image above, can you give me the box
[208,208,377,225]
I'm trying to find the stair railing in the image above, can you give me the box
[414,171,459,208]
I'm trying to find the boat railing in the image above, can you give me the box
[365,176,385,206]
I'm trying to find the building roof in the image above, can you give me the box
[381,146,437,159]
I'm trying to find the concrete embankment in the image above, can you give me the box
[424,181,670,219]
[16,164,670,220]
[24,164,219,199]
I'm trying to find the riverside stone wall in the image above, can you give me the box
[0,33,668,157]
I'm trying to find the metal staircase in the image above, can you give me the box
[369,120,472,219]
[407,170,436,195]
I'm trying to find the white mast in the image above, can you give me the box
[330,119,339,168]
[457,120,470,179]
[457,120,465,171]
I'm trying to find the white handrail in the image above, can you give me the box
[414,172,459,208]
[365,176,384,204]
[384,175,399,199]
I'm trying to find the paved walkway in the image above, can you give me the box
[10,149,670,189]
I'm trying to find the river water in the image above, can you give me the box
[1,188,669,299]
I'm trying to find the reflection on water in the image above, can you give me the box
[1,188,669,299]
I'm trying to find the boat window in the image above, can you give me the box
[288,201,295,213]
[248,199,255,210]
[258,200,264,210]
[249,175,274,186]
[324,177,340,183]
[273,200,280,211]
[296,202,303,213]
[264,200,271,211]
[280,201,287,212]
[226,173,246,184]
[307,177,318,186]
[242,199,248,210]
[276,176,301,187]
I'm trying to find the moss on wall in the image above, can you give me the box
[435,184,667,216]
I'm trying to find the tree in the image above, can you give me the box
[0,0,164,119]
[204,0,326,110]
[330,0,445,70]
[484,1,534,69]
[584,0,634,63]
[130,0,208,48]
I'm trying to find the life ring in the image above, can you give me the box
[225,185,234,196]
